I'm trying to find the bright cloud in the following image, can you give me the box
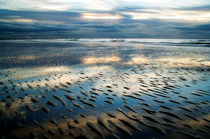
[1,0,209,11]
[122,9,210,22]
[0,0,114,11]
[82,13,123,20]
[0,18,35,23]
[119,0,210,8]
[1,0,210,22]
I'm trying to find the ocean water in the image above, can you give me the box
[0,39,209,139]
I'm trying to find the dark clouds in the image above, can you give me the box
[0,8,210,39]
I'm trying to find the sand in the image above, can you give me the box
[0,39,209,139]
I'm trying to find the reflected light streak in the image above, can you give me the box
[0,66,71,81]
[83,56,121,64]
[131,57,149,64]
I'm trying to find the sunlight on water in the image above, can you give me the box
[83,56,121,64]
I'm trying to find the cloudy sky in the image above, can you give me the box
[0,0,210,39]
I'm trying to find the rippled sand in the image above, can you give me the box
[0,39,210,139]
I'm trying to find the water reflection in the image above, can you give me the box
[128,57,149,64]
[0,96,32,118]
[5,109,210,139]
[0,39,210,139]
[83,56,121,64]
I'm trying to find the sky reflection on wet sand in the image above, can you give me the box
[0,39,209,139]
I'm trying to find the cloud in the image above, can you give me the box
[176,24,210,31]
[1,0,210,12]
[0,0,70,11]
[176,5,210,11]
[0,0,115,11]
[82,13,123,20]
[118,0,210,7]
[121,9,210,22]
[1,2,210,39]
[0,18,35,23]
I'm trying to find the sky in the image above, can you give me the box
[0,0,210,39]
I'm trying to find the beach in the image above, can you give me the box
[0,39,210,139]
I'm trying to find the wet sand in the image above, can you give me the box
[0,39,210,139]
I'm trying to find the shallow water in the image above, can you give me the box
[0,39,210,139]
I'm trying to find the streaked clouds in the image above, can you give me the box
[82,13,123,20]
[0,0,210,38]
[0,18,35,23]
